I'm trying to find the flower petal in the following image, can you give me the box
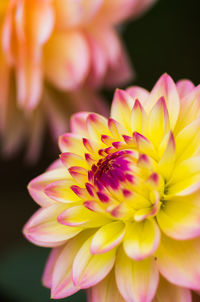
[72,236,116,288]
[90,221,125,254]
[126,86,149,108]
[45,179,81,204]
[176,79,195,99]
[58,133,85,156]
[58,205,111,228]
[157,234,200,290]
[87,271,126,302]
[148,97,170,148]
[51,232,90,299]
[23,204,82,247]
[60,152,88,169]
[153,277,192,302]
[157,194,200,240]
[145,73,180,129]
[158,132,176,180]
[42,247,62,288]
[70,112,90,136]
[175,85,200,133]
[44,30,89,90]
[115,247,159,302]
[111,89,133,129]
[28,168,70,207]
[175,118,200,162]
[87,113,110,142]
[123,219,160,260]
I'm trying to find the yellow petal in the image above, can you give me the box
[158,132,176,181]
[87,271,126,302]
[91,221,125,254]
[115,247,159,302]
[111,89,133,130]
[123,219,160,260]
[157,195,200,240]
[145,73,180,129]
[148,97,169,148]
[72,236,116,288]
[153,276,192,302]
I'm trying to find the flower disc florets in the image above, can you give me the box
[24,74,200,302]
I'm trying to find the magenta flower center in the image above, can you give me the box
[89,150,135,190]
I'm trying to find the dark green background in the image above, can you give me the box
[1,0,200,301]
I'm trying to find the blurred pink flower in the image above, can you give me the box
[0,0,156,159]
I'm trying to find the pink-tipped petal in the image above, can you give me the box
[23,204,82,247]
[145,73,180,129]
[70,112,90,136]
[42,247,62,288]
[111,89,133,129]
[51,232,90,299]
[115,247,159,302]
[157,193,200,240]
[176,79,195,99]
[58,133,84,156]
[58,205,111,228]
[90,221,125,254]
[28,168,70,207]
[153,277,192,302]
[87,113,110,142]
[45,179,81,203]
[157,234,200,290]
[87,271,126,302]
[123,219,160,260]
[72,236,116,289]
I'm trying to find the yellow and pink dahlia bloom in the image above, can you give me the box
[23,73,200,301]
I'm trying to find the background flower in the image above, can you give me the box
[24,74,200,301]
[0,0,156,160]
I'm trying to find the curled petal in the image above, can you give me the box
[176,79,195,99]
[123,219,160,260]
[28,168,70,207]
[157,234,200,290]
[70,112,90,136]
[153,277,192,302]
[42,247,62,288]
[23,204,82,247]
[87,271,126,302]
[87,113,110,142]
[115,247,159,302]
[58,205,111,227]
[51,232,90,299]
[145,73,180,129]
[72,236,116,288]
[60,152,88,169]
[58,133,84,156]
[157,194,200,240]
[148,97,170,148]
[91,221,125,254]
[111,89,133,129]
[45,179,81,203]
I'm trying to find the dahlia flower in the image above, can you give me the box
[1,0,156,110]
[23,73,200,301]
[0,0,156,159]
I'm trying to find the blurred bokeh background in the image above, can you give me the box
[1,0,200,301]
